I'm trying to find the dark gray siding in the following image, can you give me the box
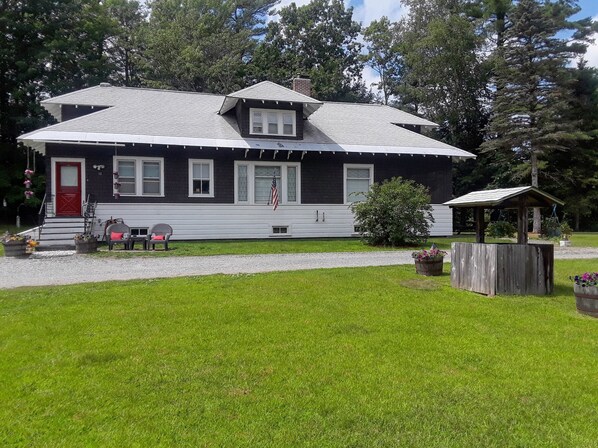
[46,143,452,205]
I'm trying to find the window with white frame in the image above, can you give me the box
[344,164,373,203]
[250,108,296,137]
[188,159,214,197]
[235,161,300,205]
[114,156,164,196]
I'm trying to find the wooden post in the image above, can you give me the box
[475,207,485,243]
[517,197,528,245]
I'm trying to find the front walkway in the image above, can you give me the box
[1,247,596,289]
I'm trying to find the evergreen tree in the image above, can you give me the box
[105,0,147,87]
[143,0,276,93]
[251,0,367,101]
[482,0,589,233]
[547,64,598,230]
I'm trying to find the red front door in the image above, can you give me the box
[55,161,82,216]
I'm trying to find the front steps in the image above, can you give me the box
[37,217,86,249]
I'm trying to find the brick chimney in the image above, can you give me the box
[292,77,312,97]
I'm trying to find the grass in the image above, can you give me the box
[92,235,515,258]
[91,232,598,258]
[567,232,598,247]
[1,259,598,447]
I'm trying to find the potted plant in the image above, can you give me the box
[74,233,98,254]
[559,222,572,247]
[412,247,447,276]
[571,272,598,318]
[2,232,30,258]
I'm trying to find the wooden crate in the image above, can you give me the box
[451,243,554,296]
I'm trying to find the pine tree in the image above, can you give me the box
[482,0,587,233]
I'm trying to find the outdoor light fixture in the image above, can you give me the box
[93,164,105,171]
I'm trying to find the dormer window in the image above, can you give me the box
[250,108,296,137]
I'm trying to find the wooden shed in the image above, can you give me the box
[444,187,564,296]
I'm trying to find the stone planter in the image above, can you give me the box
[559,240,571,247]
[574,284,598,318]
[2,240,29,258]
[415,258,444,276]
[75,239,98,254]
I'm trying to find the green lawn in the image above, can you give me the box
[93,235,514,258]
[1,260,597,447]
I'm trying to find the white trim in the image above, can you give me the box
[51,157,86,216]
[344,164,374,205]
[234,160,301,205]
[113,155,164,197]
[188,159,215,198]
[19,130,476,159]
[249,108,297,137]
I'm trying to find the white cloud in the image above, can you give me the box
[267,0,313,22]
[352,0,407,27]
[362,66,379,89]
[269,0,407,27]
[585,17,598,68]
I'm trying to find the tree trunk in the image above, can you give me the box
[531,151,541,233]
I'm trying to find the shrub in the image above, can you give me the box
[486,220,517,238]
[541,216,561,239]
[560,221,573,240]
[351,177,433,246]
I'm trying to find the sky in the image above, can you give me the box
[272,0,598,89]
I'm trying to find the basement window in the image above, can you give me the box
[130,227,148,236]
[271,226,289,235]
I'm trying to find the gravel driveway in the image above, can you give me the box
[1,246,596,290]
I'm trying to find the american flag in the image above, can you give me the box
[270,176,279,211]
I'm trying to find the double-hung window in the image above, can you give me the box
[188,159,214,197]
[235,161,300,205]
[249,109,296,137]
[114,156,164,196]
[344,164,373,203]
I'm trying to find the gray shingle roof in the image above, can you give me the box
[20,84,474,158]
[444,187,564,208]
[219,81,323,116]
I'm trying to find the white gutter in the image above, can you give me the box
[18,130,476,159]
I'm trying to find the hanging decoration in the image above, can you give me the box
[113,144,120,199]
[24,148,35,200]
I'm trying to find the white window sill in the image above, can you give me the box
[188,194,215,198]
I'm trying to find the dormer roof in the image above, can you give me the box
[218,81,323,117]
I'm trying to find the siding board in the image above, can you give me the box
[91,203,452,239]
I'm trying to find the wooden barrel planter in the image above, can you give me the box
[75,239,98,254]
[415,259,444,276]
[2,240,29,258]
[451,243,554,296]
[574,285,598,318]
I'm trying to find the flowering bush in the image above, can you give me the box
[412,248,447,261]
[571,272,598,287]
[2,232,27,243]
[74,233,98,242]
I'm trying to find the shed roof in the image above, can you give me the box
[444,187,564,208]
